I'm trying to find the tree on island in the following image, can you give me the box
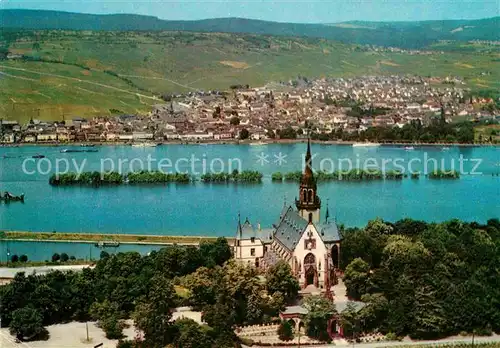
[51,253,60,262]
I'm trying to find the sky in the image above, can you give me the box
[1,0,498,23]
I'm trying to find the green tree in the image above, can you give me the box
[51,253,60,262]
[278,126,297,139]
[359,293,389,332]
[344,258,370,300]
[19,255,28,262]
[184,267,220,309]
[277,320,294,341]
[303,296,337,342]
[9,307,45,340]
[60,253,69,262]
[0,46,9,60]
[132,275,176,347]
[173,318,213,348]
[230,116,240,125]
[10,254,19,263]
[239,128,250,140]
[101,314,125,339]
[411,285,448,339]
[340,302,363,339]
[265,261,299,303]
[199,237,232,267]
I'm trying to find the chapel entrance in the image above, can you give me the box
[304,253,317,286]
[305,267,315,286]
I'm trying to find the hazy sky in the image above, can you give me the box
[1,0,498,23]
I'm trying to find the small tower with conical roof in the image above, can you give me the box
[296,137,321,223]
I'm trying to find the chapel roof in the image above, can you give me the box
[273,207,308,250]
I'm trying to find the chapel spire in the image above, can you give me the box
[296,136,321,224]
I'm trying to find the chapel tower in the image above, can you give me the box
[295,138,321,223]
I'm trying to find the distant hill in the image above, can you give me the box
[1,9,499,48]
[0,29,498,122]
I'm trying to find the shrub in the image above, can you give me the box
[10,254,19,263]
[277,320,294,341]
[428,169,460,179]
[116,340,134,348]
[101,315,125,339]
[51,253,60,262]
[272,172,283,181]
[9,307,45,340]
[240,337,254,346]
[385,170,404,180]
[60,253,69,262]
[100,251,110,259]
[385,332,402,341]
[284,171,302,182]
[19,255,28,262]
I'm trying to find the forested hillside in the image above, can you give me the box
[1,10,499,49]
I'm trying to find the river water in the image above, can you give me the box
[0,143,498,261]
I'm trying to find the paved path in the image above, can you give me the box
[0,265,92,279]
[321,334,500,348]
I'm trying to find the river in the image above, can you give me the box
[0,143,498,261]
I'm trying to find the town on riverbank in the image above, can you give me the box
[1,75,499,145]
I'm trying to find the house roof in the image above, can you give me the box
[237,218,272,242]
[317,220,341,242]
[273,207,308,251]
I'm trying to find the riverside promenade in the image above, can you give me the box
[1,231,234,246]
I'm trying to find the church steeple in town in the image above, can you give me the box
[296,136,321,224]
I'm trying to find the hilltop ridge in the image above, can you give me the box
[1,9,499,48]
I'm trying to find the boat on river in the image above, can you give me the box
[95,241,120,248]
[0,191,24,202]
[132,142,157,148]
[60,149,99,153]
[405,146,415,151]
[249,141,267,146]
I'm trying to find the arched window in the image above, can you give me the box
[304,253,316,267]
[302,189,307,202]
[308,213,313,223]
[332,244,339,269]
[308,190,313,202]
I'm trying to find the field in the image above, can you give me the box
[1,30,499,122]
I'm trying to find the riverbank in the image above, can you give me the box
[1,231,234,245]
[1,139,498,147]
